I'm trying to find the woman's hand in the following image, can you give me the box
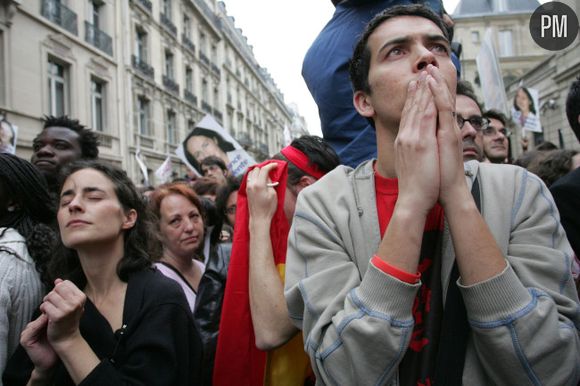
[20,313,59,375]
[40,279,86,352]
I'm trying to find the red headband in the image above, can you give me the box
[280,145,325,180]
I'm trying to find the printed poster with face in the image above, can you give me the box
[176,114,256,177]
[512,87,542,133]
[0,117,18,154]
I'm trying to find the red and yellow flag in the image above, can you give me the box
[214,160,313,386]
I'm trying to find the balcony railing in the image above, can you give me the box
[199,52,210,67]
[135,0,152,13]
[132,55,154,79]
[162,75,180,94]
[184,89,198,106]
[201,101,212,114]
[85,21,113,56]
[41,0,78,35]
[94,131,114,148]
[211,63,221,77]
[182,34,196,55]
[160,13,177,37]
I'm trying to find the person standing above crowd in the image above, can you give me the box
[0,153,57,377]
[31,116,99,196]
[285,5,579,385]
[3,161,201,386]
[482,109,511,163]
[303,0,453,167]
[149,182,206,312]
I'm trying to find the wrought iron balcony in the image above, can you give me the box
[162,75,180,94]
[199,52,210,67]
[201,101,212,114]
[160,13,177,37]
[211,63,221,77]
[184,89,198,106]
[85,21,113,56]
[134,0,152,13]
[182,34,196,55]
[41,0,78,35]
[132,55,154,79]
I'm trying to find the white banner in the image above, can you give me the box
[155,155,173,184]
[135,148,149,186]
[476,29,509,115]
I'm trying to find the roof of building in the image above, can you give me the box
[452,0,540,17]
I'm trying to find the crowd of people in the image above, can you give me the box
[1,2,579,386]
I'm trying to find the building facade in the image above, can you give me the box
[452,0,548,93]
[452,0,580,158]
[0,0,298,184]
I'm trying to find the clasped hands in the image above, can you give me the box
[20,279,86,374]
[395,64,467,215]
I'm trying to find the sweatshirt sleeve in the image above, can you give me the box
[459,169,580,386]
[284,194,420,386]
[0,249,43,378]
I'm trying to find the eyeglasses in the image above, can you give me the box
[455,114,490,131]
[225,205,236,215]
[482,126,512,137]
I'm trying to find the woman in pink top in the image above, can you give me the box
[149,182,206,312]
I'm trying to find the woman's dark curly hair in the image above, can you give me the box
[48,160,160,287]
[0,153,57,287]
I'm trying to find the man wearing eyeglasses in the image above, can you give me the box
[455,80,486,162]
[482,110,511,164]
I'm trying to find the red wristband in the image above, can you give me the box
[371,255,420,284]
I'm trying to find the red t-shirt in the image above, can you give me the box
[373,164,445,386]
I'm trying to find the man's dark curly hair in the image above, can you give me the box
[457,80,483,112]
[483,109,509,127]
[273,135,340,186]
[42,115,100,159]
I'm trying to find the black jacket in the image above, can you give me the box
[193,242,232,386]
[3,268,202,386]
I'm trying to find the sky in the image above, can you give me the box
[220,0,460,137]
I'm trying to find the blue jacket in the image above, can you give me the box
[302,0,455,168]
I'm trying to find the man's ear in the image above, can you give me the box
[122,209,138,230]
[295,175,317,194]
[353,90,375,118]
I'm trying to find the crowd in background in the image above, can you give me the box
[1,1,579,386]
